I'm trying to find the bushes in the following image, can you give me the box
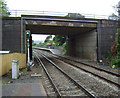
[110,56,120,68]
[62,42,67,54]
[109,29,120,68]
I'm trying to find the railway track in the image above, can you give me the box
[34,51,96,97]
[55,57,120,88]
[34,48,119,77]
[55,54,120,77]
[34,49,120,88]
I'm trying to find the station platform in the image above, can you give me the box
[2,81,47,96]
[34,47,62,54]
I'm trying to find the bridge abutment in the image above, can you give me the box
[67,30,97,61]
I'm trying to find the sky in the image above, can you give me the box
[6,0,120,41]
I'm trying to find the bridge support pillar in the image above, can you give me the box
[67,30,97,61]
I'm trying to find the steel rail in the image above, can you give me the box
[55,54,120,77]
[34,52,61,97]
[38,51,96,98]
[62,60,120,88]
[34,48,120,77]
[47,54,120,88]
[34,49,120,88]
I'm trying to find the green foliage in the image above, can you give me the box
[109,1,120,20]
[108,13,118,20]
[116,32,120,58]
[109,29,120,68]
[53,35,66,46]
[110,57,120,67]
[36,42,46,47]
[46,40,54,46]
[44,35,52,43]
[35,40,55,48]
[52,35,67,54]
[62,42,67,54]
[118,28,120,33]
[65,13,85,18]
[32,43,36,46]
[36,35,67,54]
[107,51,112,59]
[0,0,10,17]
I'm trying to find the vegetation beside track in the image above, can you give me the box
[106,29,120,68]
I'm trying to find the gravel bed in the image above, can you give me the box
[75,63,118,83]
[34,54,57,97]
[40,50,119,84]
[39,50,119,74]
[38,49,119,96]
[36,49,118,96]
[35,50,120,97]
[50,58,119,96]
[60,59,118,84]
[40,69,56,97]
[39,55,87,96]
[58,54,120,74]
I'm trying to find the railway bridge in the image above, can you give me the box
[2,15,118,64]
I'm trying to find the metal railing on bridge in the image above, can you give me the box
[7,10,110,19]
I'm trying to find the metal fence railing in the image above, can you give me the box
[8,10,110,19]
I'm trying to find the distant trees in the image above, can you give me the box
[109,13,118,20]
[109,1,120,20]
[65,13,85,18]
[0,0,10,17]
[44,35,52,43]
[114,1,120,18]
[53,35,66,46]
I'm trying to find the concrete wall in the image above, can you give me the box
[67,20,118,61]
[67,30,97,61]
[2,17,21,53]
[101,20,118,58]
[0,53,26,76]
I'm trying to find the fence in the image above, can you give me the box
[0,53,26,76]
[8,10,109,19]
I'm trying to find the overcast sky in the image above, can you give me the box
[6,0,120,41]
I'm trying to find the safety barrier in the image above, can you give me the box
[8,10,109,19]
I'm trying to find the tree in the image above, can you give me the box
[114,1,120,18]
[0,0,10,17]
[32,43,36,46]
[53,35,66,46]
[108,13,118,20]
[65,13,85,18]
[109,1,120,20]
[44,35,52,43]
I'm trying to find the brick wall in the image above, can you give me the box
[2,17,21,53]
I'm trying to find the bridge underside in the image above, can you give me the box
[25,16,97,61]
[26,25,96,35]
